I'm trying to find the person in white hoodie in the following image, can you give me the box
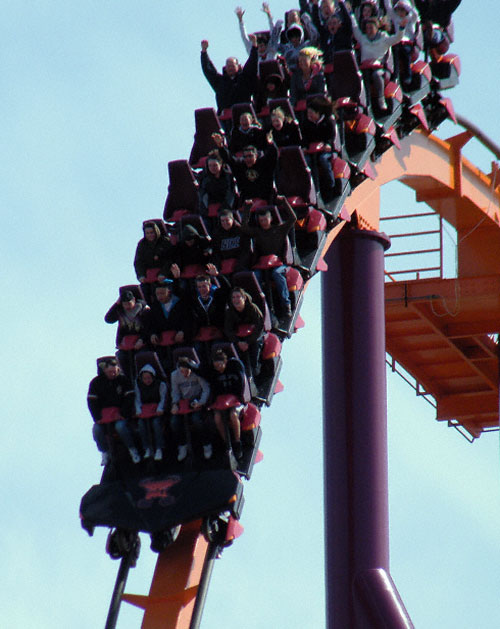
[235,3,281,63]
[134,364,168,462]
[349,7,406,110]
[384,0,420,87]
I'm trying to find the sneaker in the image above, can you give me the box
[377,97,388,112]
[143,448,152,459]
[177,444,188,462]
[203,444,213,460]
[129,448,141,464]
[154,448,163,461]
[100,451,110,466]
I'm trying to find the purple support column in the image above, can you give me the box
[321,228,413,629]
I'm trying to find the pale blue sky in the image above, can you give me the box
[1,2,499,628]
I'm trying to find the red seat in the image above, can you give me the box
[277,146,317,206]
[189,108,224,168]
[159,330,178,346]
[145,268,160,283]
[231,102,259,128]
[210,394,242,411]
[119,334,140,351]
[232,271,272,332]
[240,403,261,431]
[176,399,195,415]
[163,160,200,220]
[193,326,223,342]
[98,406,122,425]
[253,254,283,270]
[138,403,158,419]
[220,258,238,275]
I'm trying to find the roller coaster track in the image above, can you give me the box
[110,119,499,628]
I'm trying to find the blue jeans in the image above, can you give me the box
[93,419,136,452]
[305,152,335,201]
[137,417,165,451]
[170,411,209,446]
[254,266,290,310]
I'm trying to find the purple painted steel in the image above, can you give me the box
[353,569,413,629]
[321,228,413,628]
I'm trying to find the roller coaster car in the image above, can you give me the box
[163,160,200,222]
[82,351,243,537]
[189,107,224,169]
[328,51,376,172]
[430,52,460,91]
[80,466,245,537]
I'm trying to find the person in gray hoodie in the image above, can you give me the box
[170,356,212,461]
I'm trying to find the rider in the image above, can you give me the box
[87,356,139,465]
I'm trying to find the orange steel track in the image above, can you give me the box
[124,125,500,627]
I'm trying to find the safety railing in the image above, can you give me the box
[382,210,443,282]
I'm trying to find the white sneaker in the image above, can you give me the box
[129,448,141,464]
[101,451,110,466]
[143,448,152,459]
[203,444,213,460]
[378,97,388,111]
[154,448,163,461]
[177,445,188,462]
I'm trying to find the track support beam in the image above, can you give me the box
[322,228,413,628]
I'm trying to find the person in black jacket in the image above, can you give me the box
[171,224,213,277]
[268,107,302,148]
[213,131,278,204]
[224,287,265,377]
[300,95,337,203]
[211,209,252,275]
[320,4,353,64]
[87,357,139,465]
[415,0,461,53]
[133,221,175,304]
[147,280,189,371]
[104,291,150,381]
[190,268,231,339]
[240,195,296,317]
[207,349,247,459]
[290,46,326,106]
[229,112,267,154]
[197,151,236,223]
[200,37,259,118]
